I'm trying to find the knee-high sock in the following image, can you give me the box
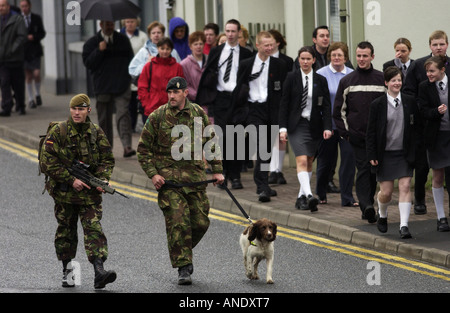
[26,83,34,102]
[297,171,312,197]
[270,146,279,173]
[432,187,446,220]
[377,197,390,218]
[398,202,411,228]
[34,82,41,96]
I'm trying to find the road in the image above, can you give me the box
[0,139,449,303]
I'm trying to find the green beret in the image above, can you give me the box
[70,94,91,108]
[166,77,187,92]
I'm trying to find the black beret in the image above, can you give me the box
[166,77,187,92]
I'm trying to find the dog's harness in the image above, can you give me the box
[162,179,254,225]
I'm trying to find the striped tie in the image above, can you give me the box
[394,98,399,108]
[249,62,265,82]
[301,76,309,110]
[223,48,234,83]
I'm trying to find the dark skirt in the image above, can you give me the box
[288,118,319,157]
[376,150,413,182]
[427,130,450,169]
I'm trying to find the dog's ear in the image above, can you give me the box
[248,224,259,241]
[272,222,277,235]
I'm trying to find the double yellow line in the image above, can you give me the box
[1,137,450,282]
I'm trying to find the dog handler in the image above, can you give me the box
[137,77,224,285]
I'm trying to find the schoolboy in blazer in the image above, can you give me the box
[230,31,288,202]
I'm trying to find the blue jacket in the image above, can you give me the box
[169,17,191,61]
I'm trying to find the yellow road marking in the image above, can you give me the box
[2,138,449,282]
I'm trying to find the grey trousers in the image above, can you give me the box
[96,88,132,149]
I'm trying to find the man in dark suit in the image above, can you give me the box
[196,19,253,189]
[0,0,27,117]
[403,30,450,215]
[20,0,45,109]
[231,31,288,202]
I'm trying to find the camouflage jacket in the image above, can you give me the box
[137,100,223,192]
[40,117,115,205]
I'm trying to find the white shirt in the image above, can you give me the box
[436,75,448,91]
[387,92,402,108]
[217,42,240,92]
[101,31,113,44]
[248,55,270,103]
[301,70,313,120]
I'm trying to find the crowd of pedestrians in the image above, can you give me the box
[2,0,450,240]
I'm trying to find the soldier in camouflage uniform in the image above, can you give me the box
[40,94,117,289]
[137,77,224,285]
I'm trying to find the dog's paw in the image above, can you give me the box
[266,279,274,284]
[251,274,259,280]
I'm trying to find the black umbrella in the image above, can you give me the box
[80,0,141,21]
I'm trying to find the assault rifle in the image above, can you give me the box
[68,160,129,199]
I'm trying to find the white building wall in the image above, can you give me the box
[363,0,450,71]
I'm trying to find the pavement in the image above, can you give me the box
[1,90,450,269]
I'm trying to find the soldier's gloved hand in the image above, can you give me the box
[152,175,165,190]
[72,179,91,192]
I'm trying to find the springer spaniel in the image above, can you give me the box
[239,218,277,284]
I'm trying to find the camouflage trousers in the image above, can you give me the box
[54,202,108,263]
[158,188,210,268]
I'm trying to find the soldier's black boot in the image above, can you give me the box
[178,264,193,285]
[93,258,117,289]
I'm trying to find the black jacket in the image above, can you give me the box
[0,12,27,65]
[23,13,46,61]
[366,93,419,169]
[231,56,288,125]
[196,44,253,108]
[418,79,450,149]
[82,31,134,95]
[279,70,332,139]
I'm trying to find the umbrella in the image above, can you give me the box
[79,0,141,21]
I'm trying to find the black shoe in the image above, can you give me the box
[437,218,450,232]
[414,203,427,215]
[62,268,75,288]
[399,226,412,239]
[29,100,37,109]
[258,190,271,202]
[231,179,243,189]
[178,264,193,285]
[364,206,377,223]
[0,110,11,117]
[93,258,117,289]
[256,188,277,197]
[295,195,307,210]
[307,195,319,212]
[327,181,340,193]
[19,109,26,115]
[277,172,287,184]
[36,95,42,106]
[377,217,388,233]
[123,147,136,158]
[268,172,278,184]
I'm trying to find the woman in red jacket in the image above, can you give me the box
[138,37,184,123]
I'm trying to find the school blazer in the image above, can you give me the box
[366,93,418,168]
[196,44,253,108]
[24,13,46,61]
[418,79,450,149]
[230,56,288,125]
[278,70,332,139]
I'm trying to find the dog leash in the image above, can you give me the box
[162,179,254,225]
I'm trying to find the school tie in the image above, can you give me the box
[439,81,445,91]
[301,76,309,110]
[249,62,265,82]
[223,48,234,83]
[394,98,400,108]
